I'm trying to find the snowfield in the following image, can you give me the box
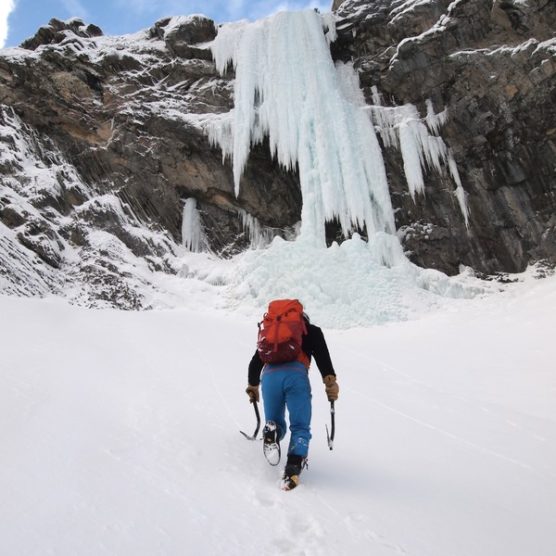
[1,271,555,556]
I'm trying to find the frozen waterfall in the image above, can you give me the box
[209,10,396,248]
[182,198,206,253]
[169,11,481,328]
[208,9,468,257]
[177,10,480,326]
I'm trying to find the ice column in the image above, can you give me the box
[182,198,205,252]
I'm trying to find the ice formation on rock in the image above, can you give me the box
[238,209,274,249]
[370,87,468,225]
[208,9,469,253]
[182,198,206,252]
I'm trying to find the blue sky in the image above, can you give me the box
[2,0,331,48]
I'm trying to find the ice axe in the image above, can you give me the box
[240,399,261,440]
[326,400,335,450]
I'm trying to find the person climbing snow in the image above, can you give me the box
[245,299,339,490]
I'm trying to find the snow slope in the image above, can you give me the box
[1,272,555,556]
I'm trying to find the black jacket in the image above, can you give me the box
[248,323,336,386]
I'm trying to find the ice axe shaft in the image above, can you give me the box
[240,400,261,440]
[326,400,335,450]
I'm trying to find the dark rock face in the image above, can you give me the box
[150,16,217,60]
[332,0,556,273]
[0,4,554,308]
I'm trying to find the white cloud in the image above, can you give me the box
[0,0,16,48]
[60,0,90,20]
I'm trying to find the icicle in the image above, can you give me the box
[238,209,273,249]
[210,21,247,75]
[368,94,469,221]
[182,198,206,252]
[399,116,426,198]
[448,151,470,227]
[425,99,448,135]
[322,11,337,44]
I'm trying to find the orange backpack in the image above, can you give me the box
[257,299,309,365]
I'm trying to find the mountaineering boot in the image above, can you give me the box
[263,421,281,466]
[281,454,308,491]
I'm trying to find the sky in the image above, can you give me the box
[1,0,332,48]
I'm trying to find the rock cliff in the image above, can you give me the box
[0,2,554,307]
[332,0,556,273]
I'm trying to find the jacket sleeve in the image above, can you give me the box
[248,350,264,386]
[309,325,336,379]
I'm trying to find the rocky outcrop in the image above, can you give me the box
[331,0,556,273]
[20,18,103,51]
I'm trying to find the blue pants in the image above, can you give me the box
[261,363,312,457]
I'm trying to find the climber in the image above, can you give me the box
[245,299,339,490]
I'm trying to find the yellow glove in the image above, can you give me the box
[245,384,259,403]
[323,375,339,401]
